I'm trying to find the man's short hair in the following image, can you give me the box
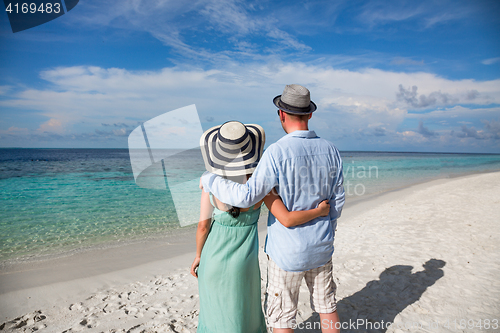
[282,110,310,121]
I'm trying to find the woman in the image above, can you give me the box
[191,121,330,333]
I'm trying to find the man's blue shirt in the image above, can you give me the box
[201,130,345,272]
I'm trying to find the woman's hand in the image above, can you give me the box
[191,257,201,278]
[317,200,330,217]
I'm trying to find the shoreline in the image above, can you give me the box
[0,170,495,287]
[4,167,498,268]
[1,171,499,328]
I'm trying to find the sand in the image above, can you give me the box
[1,172,499,332]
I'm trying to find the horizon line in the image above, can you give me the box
[1,147,499,155]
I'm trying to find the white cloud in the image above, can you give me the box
[357,0,471,30]
[406,106,500,119]
[68,0,313,65]
[200,0,258,35]
[483,121,500,142]
[2,62,500,150]
[422,10,467,28]
[358,1,425,27]
[482,57,500,65]
[266,29,311,52]
[37,118,64,133]
[1,126,30,135]
[0,85,12,95]
[417,120,438,138]
[397,85,459,108]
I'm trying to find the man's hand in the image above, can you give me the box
[317,200,330,217]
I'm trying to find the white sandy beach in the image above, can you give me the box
[1,172,499,332]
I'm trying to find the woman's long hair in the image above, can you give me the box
[227,206,241,218]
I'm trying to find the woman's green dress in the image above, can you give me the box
[197,199,267,333]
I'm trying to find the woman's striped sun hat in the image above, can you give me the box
[200,121,265,177]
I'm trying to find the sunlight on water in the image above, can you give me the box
[1,149,499,262]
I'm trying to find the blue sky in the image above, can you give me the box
[0,0,499,153]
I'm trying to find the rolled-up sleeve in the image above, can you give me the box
[201,149,279,208]
[330,155,345,222]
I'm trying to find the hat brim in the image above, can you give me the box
[200,123,265,177]
[273,95,317,115]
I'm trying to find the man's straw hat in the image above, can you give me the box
[273,84,317,115]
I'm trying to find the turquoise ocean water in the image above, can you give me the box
[1,148,500,263]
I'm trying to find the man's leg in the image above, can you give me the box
[273,314,339,333]
[319,311,340,333]
[304,259,338,333]
[265,257,304,331]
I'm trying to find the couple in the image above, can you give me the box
[190,84,345,333]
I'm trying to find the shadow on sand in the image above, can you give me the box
[296,259,446,333]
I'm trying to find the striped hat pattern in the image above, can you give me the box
[200,121,265,177]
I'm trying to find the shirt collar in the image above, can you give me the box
[285,130,318,139]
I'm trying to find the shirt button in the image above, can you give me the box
[275,293,279,296]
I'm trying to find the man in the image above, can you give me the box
[201,84,345,332]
